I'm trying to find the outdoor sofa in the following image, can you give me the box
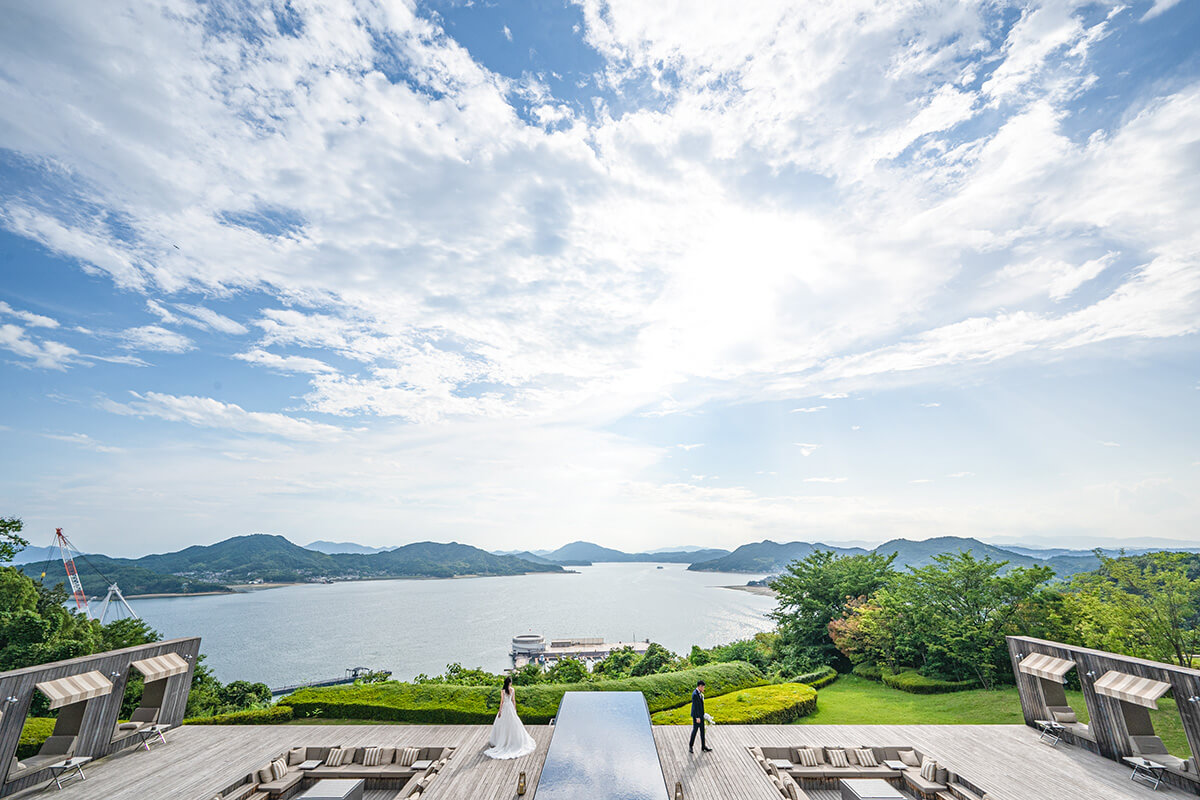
[1129,735,1197,778]
[4,735,77,780]
[245,745,453,798]
[751,745,993,800]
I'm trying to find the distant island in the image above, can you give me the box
[24,532,1200,600]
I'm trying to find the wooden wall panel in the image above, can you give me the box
[1008,635,1200,795]
[0,637,200,797]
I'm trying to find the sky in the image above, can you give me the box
[0,0,1198,558]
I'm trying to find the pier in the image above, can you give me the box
[270,666,391,696]
[510,634,651,668]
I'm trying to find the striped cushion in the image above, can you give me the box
[784,780,801,800]
[270,759,287,780]
[362,747,384,767]
[827,748,850,768]
[324,748,347,767]
[796,747,819,767]
[920,759,938,781]
[767,761,779,776]
[855,748,878,767]
[396,746,420,767]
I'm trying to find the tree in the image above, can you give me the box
[593,645,638,677]
[218,680,272,712]
[543,658,587,684]
[0,517,29,564]
[769,550,896,671]
[511,662,544,685]
[689,645,711,666]
[630,642,674,676]
[869,552,1058,688]
[1069,552,1200,668]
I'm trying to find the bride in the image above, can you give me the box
[485,676,536,759]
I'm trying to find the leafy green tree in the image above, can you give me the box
[511,662,544,685]
[870,553,1057,688]
[630,642,673,676]
[0,517,28,564]
[218,680,272,712]
[1069,552,1200,668]
[770,551,896,671]
[593,645,638,677]
[544,658,588,684]
[689,645,711,666]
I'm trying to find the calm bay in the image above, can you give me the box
[129,562,776,687]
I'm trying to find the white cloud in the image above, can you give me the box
[174,304,248,335]
[920,402,941,408]
[1100,441,1121,447]
[910,478,933,484]
[1142,0,1183,20]
[676,443,704,451]
[0,301,58,328]
[502,25,513,41]
[946,471,975,478]
[793,443,821,456]
[850,425,861,431]
[821,393,848,399]
[99,392,347,441]
[233,348,337,375]
[790,405,827,413]
[804,477,847,483]
[0,323,79,370]
[119,325,194,353]
[43,432,123,453]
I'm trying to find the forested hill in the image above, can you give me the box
[539,540,730,564]
[688,536,1104,578]
[21,534,563,595]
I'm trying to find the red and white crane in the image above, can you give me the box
[51,527,138,622]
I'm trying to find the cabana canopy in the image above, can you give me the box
[35,671,113,710]
[1094,670,1172,709]
[1019,653,1076,683]
[131,652,189,682]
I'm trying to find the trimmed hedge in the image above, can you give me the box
[283,662,764,725]
[184,705,294,725]
[881,669,977,694]
[651,683,818,725]
[18,718,55,759]
[790,666,838,690]
[851,663,977,694]
[852,663,883,681]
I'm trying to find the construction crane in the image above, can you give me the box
[50,528,138,623]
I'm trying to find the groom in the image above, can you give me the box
[689,680,712,753]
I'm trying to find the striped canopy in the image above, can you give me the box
[35,670,113,710]
[132,652,190,683]
[1094,670,1172,709]
[1019,653,1076,683]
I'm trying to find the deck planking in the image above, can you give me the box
[6,723,1191,800]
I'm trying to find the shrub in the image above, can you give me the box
[852,663,883,681]
[17,718,55,759]
[184,704,294,725]
[790,665,838,689]
[282,662,764,725]
[651,683,817,725]
[880,669,978,694]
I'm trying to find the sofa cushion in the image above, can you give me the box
[795,748,819,768]
[257,766,274,783]
[920,760,938,782]
[39,736,75,756]
[827,749,850,768]
[899,749,920,767]
[362,747,384,767]
[854,748,878,767]
[118,722,141,731]
[379,747,396,765]
[257,771,303,794]
[287,748,305,766]
[324,748,348,767]
[270,759,287,780]
[397,747,419,767]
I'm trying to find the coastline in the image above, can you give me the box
[721,584,776,597]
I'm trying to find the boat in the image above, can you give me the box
[656,565,664,569]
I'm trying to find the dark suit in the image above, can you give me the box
[689,688,706,750]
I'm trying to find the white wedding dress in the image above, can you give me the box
[485,689,536,759]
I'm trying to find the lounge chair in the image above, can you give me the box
[6,735,77,777]
[1129,736,1193,775]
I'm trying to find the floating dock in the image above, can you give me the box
[510,634,651,668]
[269,666,391,696]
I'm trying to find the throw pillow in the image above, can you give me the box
[1052,709,1077,724]
[855,748,878,767]
[827,749,850,768]
[796,748,819,768]
[767,761,779,776]
[257,766,273,783]
[270,759,287,781]
[397,747,419,767]
[287,748,305,766]
[379,747,396,765]
[920,760,938,782]
[324,748,346,767]
[772,775,785,791]
[784,780,801,800]
[899,749,921,767]
[362,747,383,767]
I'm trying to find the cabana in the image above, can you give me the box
[1017,652,1090,739]
[10,671,114,776]
[112,652,189,743]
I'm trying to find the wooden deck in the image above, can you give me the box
[8,723,1193,800]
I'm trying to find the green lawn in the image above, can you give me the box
[797,675,1191,759]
